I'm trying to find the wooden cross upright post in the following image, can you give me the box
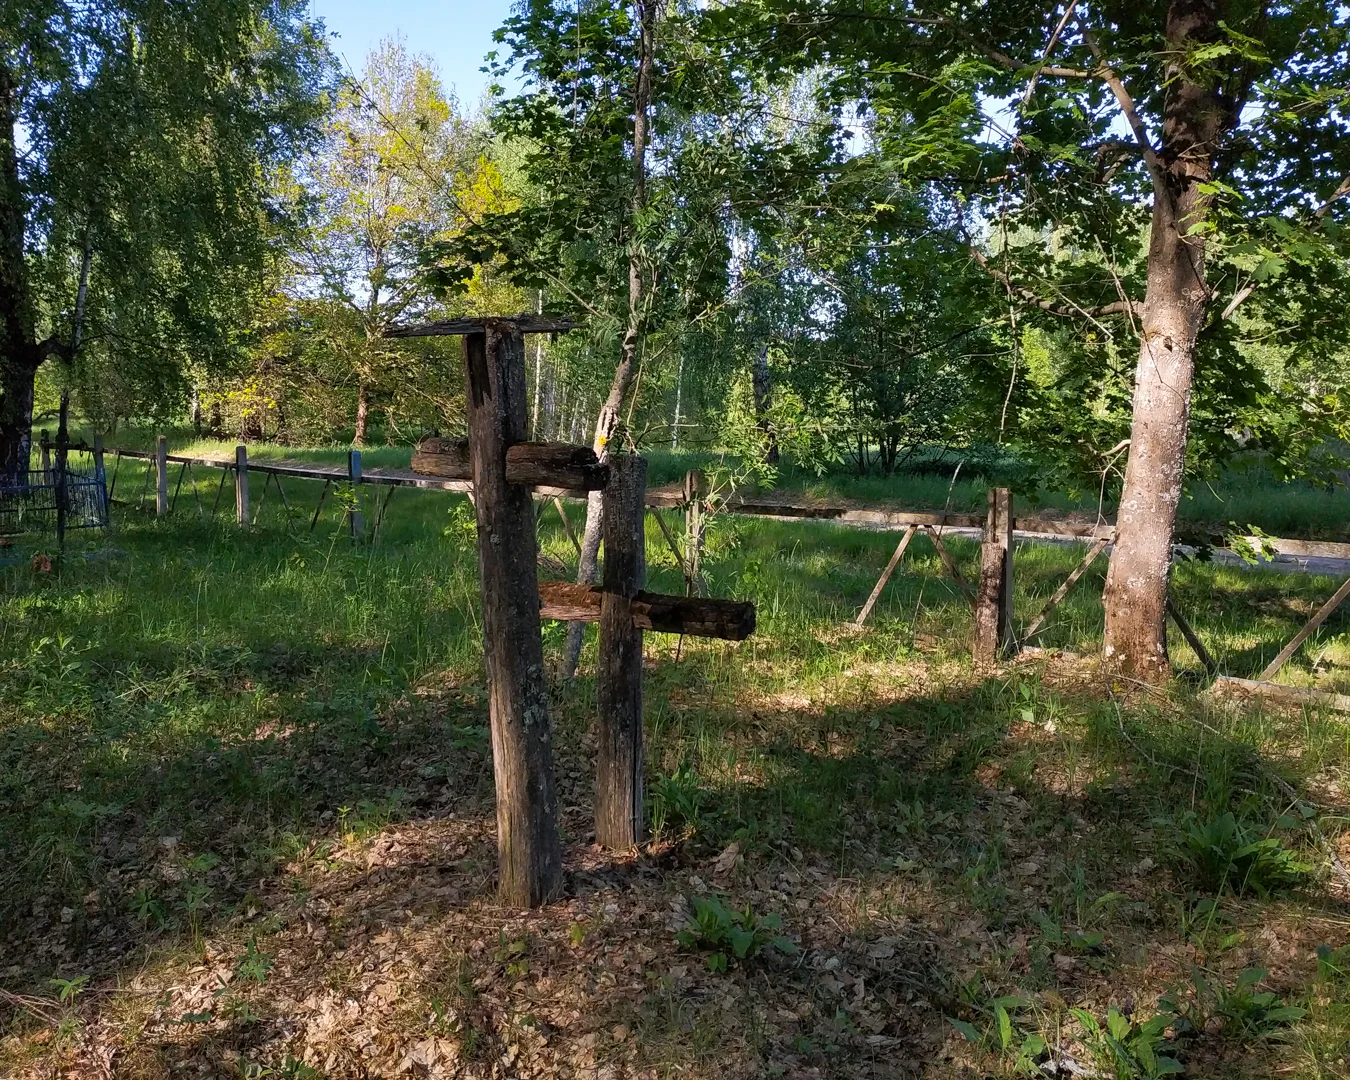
[396,313,756,889]
[464,324,565,907]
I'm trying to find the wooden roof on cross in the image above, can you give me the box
[385,314,575,338]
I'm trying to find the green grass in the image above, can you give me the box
[2,454,1348,1078]
[100,424,1350,541]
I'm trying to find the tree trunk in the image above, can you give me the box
[354,382,371,446]
[671,350,684,449]
[751,341,779,465]
[563,0,658,679]
[0,59,41,483]
[1101,0,1225,678]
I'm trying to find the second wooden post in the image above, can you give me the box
[974,487,1014,661]
[464,326,563,907]
[596,454,646,849]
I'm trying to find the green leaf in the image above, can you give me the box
[728,926,756,959]
[948,1017,981,1043]
[996,1004,1013,1050]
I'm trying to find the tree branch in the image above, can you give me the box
[1314,173,1350,220]
[967,246,1142,319]
[1078,18,1171,209]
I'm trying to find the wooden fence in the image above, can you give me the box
[103,436,1350,716]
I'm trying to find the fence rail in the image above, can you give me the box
[73,439,1350,710]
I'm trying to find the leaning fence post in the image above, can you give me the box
[40,431,51,478]
[683,469,707,597]
[596,453,647,850]
[155,435,169,515]
[234,445,249,525]
[974,487,1014,661]
[92,434,107,526]
[463,325,562,907]
[348,449,365,539]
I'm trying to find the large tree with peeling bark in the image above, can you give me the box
[708,0,1350,676]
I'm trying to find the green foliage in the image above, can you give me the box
[948,994,1048,1076]
[1161,966,1307,1041]
[1172,811,1313,897]
[675,895,795,972]
[1069,1006,1183,1079]
[650,763,706,841]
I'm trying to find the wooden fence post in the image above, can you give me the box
[974,487,1013,661]
[464,326,562,907]
[39,431,51,478]
[596,454,647,850]
[91,434,107,525]
[683,469,707,596]
[348,449,364,539]
[234,445,249,525]
[155,435,169,516]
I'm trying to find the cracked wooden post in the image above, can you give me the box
[974,487,1014,661]
[596,453,646,850]
[464,326,563,907]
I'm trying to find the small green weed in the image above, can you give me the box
[948,994,1047,1076]
[650,763,706,840]
[1172,811,1313,897]
[1163,966,1306,1040]
[676,895,796,972]
[1070,1006,1183,1079]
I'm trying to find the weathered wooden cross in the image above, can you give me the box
[391,315,755,908]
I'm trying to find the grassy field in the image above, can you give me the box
[2,455,1349,1079]
[101,428,1350,542]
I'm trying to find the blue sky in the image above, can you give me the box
[309,0,518,109]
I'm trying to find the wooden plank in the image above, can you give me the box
[1258,576,1350,682]
[974,488,1014,661]
[922,526,976,607]
[413,438,608,491]
[155,435,169,516]
[1166,597,1217,674]
[464,327,563,908]
[387,314,575,338]
[1210,676,1350,714]
[538,582,755,640]
[855,526,917,627]
[1022,538,1109,641]
[1242,536,1350,561]
[596,454,647,850]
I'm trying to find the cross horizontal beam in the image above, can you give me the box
[386,314,575,338]
[538,582,755,641]
[413,438,608,491]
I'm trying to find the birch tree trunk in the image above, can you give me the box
[0,59,41,483]
[1100,0,1226,678]
[563,0,657,679]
